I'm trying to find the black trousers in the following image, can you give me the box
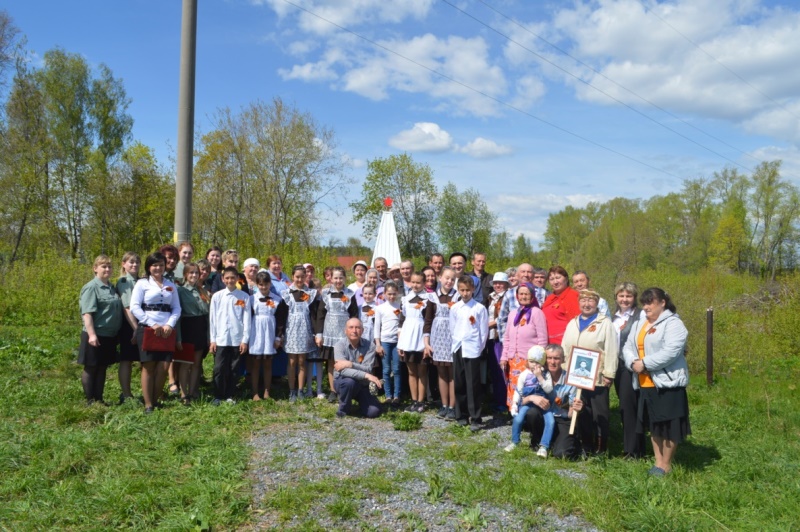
[581,386,610,448]
[214,346,240,400]
[453,348,482,422]
[615,364,646,456]
[524,407,584,460]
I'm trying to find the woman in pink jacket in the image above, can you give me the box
[501,283,548,409]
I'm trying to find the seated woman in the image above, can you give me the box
[523,344,585,460]
[501,283,547,410]
[623,288,690,476]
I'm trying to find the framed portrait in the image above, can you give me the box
[566,346,601,390]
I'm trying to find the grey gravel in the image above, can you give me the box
[248,409,600,531]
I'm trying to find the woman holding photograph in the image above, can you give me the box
[561,290,618,455]
[623,288,690,477]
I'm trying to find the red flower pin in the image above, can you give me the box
[235,299,246,308]
[469,316,476,325]
[393,309,401,316]
[165,286,173,292]
[520,318,527,326]
[555,397,563,406]
[588,324,597,332]
[447,301,455,308]
[648,327,657,334]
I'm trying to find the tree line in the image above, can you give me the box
[1,10,797,281]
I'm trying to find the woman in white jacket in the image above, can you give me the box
[623,288,690,477]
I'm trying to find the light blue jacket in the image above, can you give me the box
[622,309,689,390]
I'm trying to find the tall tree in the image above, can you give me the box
[0,10,20,99]
[512,233,534,264]
[747,161,800,278]
[436,182,497,256]
[0,59,48,262]
[193,98,350,253]
[33,49,132,258]
[350,153,437,258]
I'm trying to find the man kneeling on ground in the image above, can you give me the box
[334,318,383,418]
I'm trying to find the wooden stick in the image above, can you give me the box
[569,388,582,435]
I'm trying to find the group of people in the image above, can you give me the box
[78,246,690,476]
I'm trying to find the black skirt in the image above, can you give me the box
[180,315,209,354]
[117,318,140,362]
[403,350,426,364]
[78,331,118,366]
[637,386,691,444]
[136,324,173,363]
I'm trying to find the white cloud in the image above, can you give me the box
[340,33,508,116]
[535,0,800,140]
[511,75,547,110]
[278,60,338,82]
[256,0,435,35]
[389,123,512,158]
[286,40,318,56]
[458,137,513,158]
[389,122,455,152]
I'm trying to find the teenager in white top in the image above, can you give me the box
[449,275,489,430]
[373,281,402,406]
[209,266,252,403]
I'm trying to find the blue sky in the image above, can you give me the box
[8,0,800,248]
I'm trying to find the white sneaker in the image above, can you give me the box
[316,393,326,400]
[536,445,548,458]
[225,398,236,405]
[504,443,518,452]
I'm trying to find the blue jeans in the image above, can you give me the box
[512,404,555,446]
[381,342,401,399]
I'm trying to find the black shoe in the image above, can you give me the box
[469,421,482,432]
[457,418,469,427]
[144,406,155,414]
[405,401,419,413]
[436,407,448,418]
[327,392,338,404]
[445,408,456,421]
[336,409,347,418]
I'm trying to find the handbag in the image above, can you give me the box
[142,327,177,352]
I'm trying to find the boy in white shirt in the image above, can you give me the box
[449,275,489,430]
[209,266,251,404]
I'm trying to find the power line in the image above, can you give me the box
[474,0,767,167]
[637,0,800,122]
[442,0,756,175]
[281,0,685,180]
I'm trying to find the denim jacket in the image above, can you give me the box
[622,309,689,390]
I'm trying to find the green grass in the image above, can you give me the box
[1,324,799,530]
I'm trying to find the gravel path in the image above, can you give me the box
[248,409,599,531]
